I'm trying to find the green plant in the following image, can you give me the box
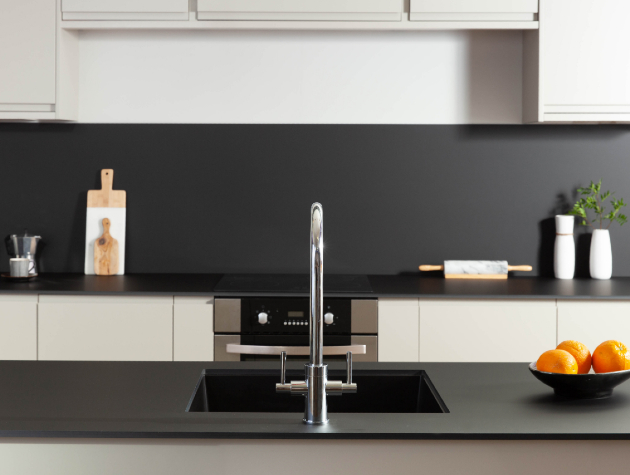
[569,180,627,229]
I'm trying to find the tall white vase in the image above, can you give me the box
[554,215,575,279]
[590,229,612,280]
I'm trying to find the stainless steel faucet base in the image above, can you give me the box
[303,364,328,424]
[275,203,357,425]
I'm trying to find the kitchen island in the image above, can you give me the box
[1,361,629,474]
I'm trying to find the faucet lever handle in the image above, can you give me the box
[280,351,287,385]
[346,351,352,385]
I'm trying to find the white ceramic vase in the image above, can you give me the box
[554,215,575,280]
[590,229,612,280]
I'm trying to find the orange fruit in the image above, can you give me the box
[592,340,630,373]
[536,349,578,374]
[557,340,592,374]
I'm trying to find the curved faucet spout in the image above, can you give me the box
[310,203,324,367]
[276,203,356,425]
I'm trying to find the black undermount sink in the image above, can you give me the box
[186,369,449,414]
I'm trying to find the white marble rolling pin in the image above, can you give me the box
[419,261,532,279]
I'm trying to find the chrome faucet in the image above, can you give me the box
[276,203,357,424]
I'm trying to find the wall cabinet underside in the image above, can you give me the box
[197,0,402,22]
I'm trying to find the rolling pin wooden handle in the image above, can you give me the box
[101,169,114,191]
[507,265,533,272]
[419,265,445,271]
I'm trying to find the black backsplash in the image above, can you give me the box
[1,124,630,276]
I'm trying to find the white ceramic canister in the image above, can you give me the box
[554,215,575,279]
[590,229,613,280]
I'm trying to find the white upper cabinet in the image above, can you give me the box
[62,0,189,21]
[410,0,538,22]
[529,0,630,122]
[0,0,56,114]
[197,0,403,21]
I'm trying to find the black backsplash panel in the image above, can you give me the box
[1,124,630,276]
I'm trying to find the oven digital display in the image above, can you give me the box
[288,311,305,317]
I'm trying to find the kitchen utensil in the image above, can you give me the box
[529,362,630,399]
[93,218,119,276]
[1,273,37,282]
[9,258,29,277]
[5,232,41,275]
[84,169,126,275]
[419,261,532,279]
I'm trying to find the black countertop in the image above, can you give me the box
[2,361,630,440]
[2,273,630,299]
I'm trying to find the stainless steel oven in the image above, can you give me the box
[214,297,377,362]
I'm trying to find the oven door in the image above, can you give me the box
[214,335,377,362]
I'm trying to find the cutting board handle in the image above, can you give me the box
[419,265,444,271]
[507,265,533,272]
[101,169,114,191]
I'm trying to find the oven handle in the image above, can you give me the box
[225,344,366,356]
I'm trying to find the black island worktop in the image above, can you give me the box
[2,360,630,440]
[2,273,630,299]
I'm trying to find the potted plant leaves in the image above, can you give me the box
[569,180,627,280]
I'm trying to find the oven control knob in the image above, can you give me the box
[324,312,334,325]
[257,312,269,325]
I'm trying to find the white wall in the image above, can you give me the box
[78,30,523,124]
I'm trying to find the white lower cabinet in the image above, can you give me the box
[0,294,38,360]
[557,301,630,354]
[38,295,173,361]
[419,300,557,362]
[377,299,419,362]
[173,297,214,361]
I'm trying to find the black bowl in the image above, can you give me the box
[529,362,630,399]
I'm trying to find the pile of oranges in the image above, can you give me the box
[537,340,630,374]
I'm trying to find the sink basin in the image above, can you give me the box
[186,369,448,413]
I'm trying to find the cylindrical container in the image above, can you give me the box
[590,229,613,280]
[554,215,575,280]
[9,258,30,277]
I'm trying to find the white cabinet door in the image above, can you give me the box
[62,0,189,20]
[377,299,419,362]
[0,0,56,111]
[174,297,214,361]
[197,0,402,21]
[419,300,557,362]
[558,301,630,354]
[540,0,630,121]
[0,294,38,361]
[38,296,173,361]
[410,0,537,21]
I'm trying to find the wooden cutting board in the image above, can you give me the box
[84,169,126,275]
[94,218,119,275]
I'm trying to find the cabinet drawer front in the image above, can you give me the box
[420,302,556,362]
[197,0,402,21]
[174,297,214,362]
[62,0,188,20]
[39,303,173,361]
[377,299,419,362]
[542,0,630,107]
[0,302,37,360]
[411,0,538,13]
[558,301,630,355]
